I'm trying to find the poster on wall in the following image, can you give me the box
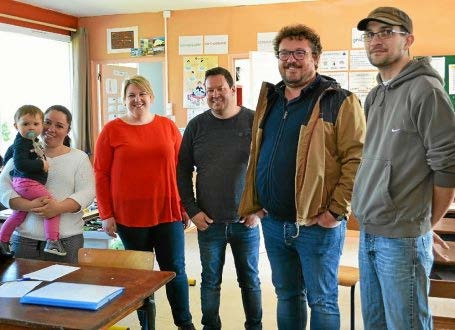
[352,28,365,49]
[179,36,203,55]
[107,26,138,54]
[350,50,376,70]
[319,51,349,71]
[349,71,378,105]
[204,35,228,54]
[257,32,277,52]
[319,71,349,90]
[183,56,218,108]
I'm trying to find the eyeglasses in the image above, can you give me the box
[276,50,312,61]
[362,29,408,42]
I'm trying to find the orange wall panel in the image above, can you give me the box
[79,0,455,128]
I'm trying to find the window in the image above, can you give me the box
[0,23,72,157]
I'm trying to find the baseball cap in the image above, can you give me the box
[357,7,413,33]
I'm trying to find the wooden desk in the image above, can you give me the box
[0,258,175,329]
[434,218,455,236]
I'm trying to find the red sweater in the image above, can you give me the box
[94,116,183,227]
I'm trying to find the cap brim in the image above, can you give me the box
[357,17,401,31]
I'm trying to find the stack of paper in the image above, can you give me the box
[20,282,124,310]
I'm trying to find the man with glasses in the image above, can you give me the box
[353,7,455,329]
[238,24,365,329]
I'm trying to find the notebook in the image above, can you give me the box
[20,282,124,310]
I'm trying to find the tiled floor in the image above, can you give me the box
[117,228,455,330]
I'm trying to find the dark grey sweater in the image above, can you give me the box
[177,107,254,222]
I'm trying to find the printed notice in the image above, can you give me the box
[350,50,376,70]
[352,28,365,49]
[257,32,277,53]
[24,265,80,282]
[179,36,203,55]
[105,79,118,94]
[449,64,455,95]
[430,57,445,81]
[319,51,349,71]
[349,71,378,94]
[320,71,349,90]
[204,35,228,54]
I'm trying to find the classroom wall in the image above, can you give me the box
[78,0,455,129]
[1,0,77,35]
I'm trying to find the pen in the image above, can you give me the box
[0,277,32,284]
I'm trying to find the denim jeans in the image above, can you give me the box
[198,222,262,330]
[116,221,193,329]
[262,215,345,330]
[359,230,434,330]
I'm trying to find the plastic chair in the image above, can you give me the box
[338,265,360,330]
[78,248,155,330]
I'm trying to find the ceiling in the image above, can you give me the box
[15,0,316,18]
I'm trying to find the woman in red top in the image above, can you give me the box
[94,75,194,330]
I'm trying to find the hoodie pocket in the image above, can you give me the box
[352,157,397,222]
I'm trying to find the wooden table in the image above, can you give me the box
[0,258,175,329]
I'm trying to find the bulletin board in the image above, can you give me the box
[430,55,455,109]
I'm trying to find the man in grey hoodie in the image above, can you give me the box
[353,7,455,329]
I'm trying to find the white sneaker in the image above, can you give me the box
[44,239,67,256]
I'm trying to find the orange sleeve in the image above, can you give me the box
[94,123,114,220]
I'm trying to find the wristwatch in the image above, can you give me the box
[329,210,347,222]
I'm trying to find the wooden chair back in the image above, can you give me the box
[78,248,154,271]
[429,279,455,329]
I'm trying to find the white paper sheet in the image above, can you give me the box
[0,281,42,298]
[23,265,80,282]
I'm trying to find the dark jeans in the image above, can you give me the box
[116,221,193,329]
[262,216,345,330]
[198,222,262,330]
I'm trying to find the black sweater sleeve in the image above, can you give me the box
[177,120,201,218]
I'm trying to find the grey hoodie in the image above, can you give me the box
[352,57,455,238]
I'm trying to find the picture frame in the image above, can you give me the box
[107,26,138,54]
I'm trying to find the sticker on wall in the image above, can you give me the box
[183,56,218,108]
[179,36,203,55]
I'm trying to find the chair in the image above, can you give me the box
[78,248,155,330]
[338,265,360,330]
[429,279,455,329]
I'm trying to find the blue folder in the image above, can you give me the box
[20,282,124,310]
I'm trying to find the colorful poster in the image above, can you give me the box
[183,56,218,108]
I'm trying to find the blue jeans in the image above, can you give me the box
[262,215,345,330]
[359,230,434,330]
[198,222,262,330]
[116,221,193,329]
